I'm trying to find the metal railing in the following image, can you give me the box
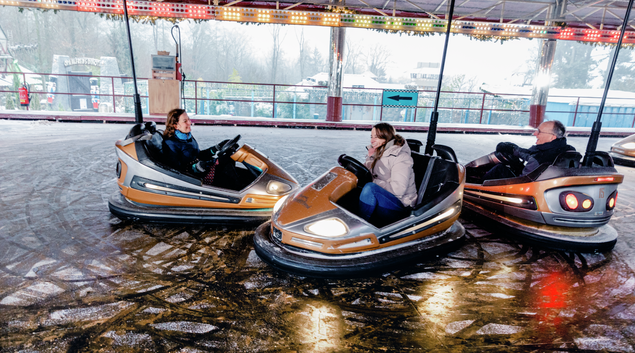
[2,71,635,128]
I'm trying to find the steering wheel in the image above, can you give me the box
[494,150,522,166]
[338,154,372,188]
[217,134,241,158]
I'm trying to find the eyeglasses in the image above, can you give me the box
[535,129,555,136]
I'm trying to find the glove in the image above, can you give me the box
[193,158,217,173]
[198,147,216,161]
[496,142,518,156]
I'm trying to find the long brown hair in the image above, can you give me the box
[370,122,405,172]
[164,108,186,138]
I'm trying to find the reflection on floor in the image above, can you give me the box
[2,218,635,352]
[1,121,634,352]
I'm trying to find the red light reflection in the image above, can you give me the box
[537,273,568,309]
[531,272,574,337]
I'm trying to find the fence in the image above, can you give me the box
[2,71,634,128]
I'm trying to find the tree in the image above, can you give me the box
[228,68,242,83]
[344,38,364,74]
[607,48,635,92]
[551,41,597,89]
[295,27,308,82]
[365,43,391,82]
[306,47,326,77]
[268,24,286,83]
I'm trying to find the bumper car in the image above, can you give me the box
[254,141,466,277]
[108,122,299,224]
[463,150,623,252]
[609,134,635,167]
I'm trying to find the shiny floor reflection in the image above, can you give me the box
[1,121,634,352]
[2,220,635,352]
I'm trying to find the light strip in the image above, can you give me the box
[390,207,456,239]
[464,189,525,204]
[291,237,323,248]
[143,183,230,201]
[2,0,634,43]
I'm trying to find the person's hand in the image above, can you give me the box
[496,142,517,156]
[368,146,376,157]
[194,158,218,173]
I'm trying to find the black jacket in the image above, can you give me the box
[515,138,575,175]
[163,133,200,172]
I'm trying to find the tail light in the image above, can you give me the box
[559,191,594,212]
[606,190,618,211]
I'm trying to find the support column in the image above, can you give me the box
[326,26,345,122]
[529,39,557,127]
[529,0,565,128]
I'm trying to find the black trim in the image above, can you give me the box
[462,202,617,252]
[384,200,462,244]
[108,192,270,225]
[130,176,241,204]
[464,189,537,210]
[253,221,465,278]
[609,152,635,167]
[135,141,201,185]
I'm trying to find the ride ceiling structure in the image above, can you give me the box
[2,0,634,44]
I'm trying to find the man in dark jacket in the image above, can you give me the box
[484,120,575,180]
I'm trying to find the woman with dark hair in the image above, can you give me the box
[163,108,237,188]
[360,122,417,225]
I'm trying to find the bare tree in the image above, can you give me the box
[295,27,308,82]
[267,24,287,83]
[365,43,391,82]
[344,37,364,74]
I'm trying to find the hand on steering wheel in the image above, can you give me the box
[338,154,373,188]
[216,134,241,158]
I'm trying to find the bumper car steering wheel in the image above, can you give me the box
[338,154,372,188]
[217,135,241,158]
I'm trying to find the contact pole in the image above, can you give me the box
[584,0,633,166]
[425,0,456,155]
[122,0,143,124]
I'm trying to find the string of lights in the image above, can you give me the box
[2,0,634,45]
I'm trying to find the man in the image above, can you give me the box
[484,120,575,180]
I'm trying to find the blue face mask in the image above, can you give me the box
[175,130,192,140]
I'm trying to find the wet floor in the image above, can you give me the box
[1,120,635,352]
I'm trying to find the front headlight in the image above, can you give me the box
[267,180,292,195]
[304,218,348,237]
[621,142,635,149]
[273,195,288,215]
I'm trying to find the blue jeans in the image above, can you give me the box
[359,182,409,224]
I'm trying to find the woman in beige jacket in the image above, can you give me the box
[360,123,417,225]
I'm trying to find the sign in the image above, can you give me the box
[381,90,418,107]
[64,57,102,67]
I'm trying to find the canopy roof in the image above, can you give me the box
[3,0,633,43]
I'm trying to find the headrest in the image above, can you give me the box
[145,131,164,155]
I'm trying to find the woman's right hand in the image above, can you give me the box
[367,146,376,157]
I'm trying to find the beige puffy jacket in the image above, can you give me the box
[364,140,418,208]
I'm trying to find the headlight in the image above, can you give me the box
[304,218,348,237]
[621,142,635,149]
[273,195,288,215]
[267,180,292,195]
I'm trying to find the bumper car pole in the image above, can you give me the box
[122,0,144,124]
[425,0,456,155]
[583,0,633,165]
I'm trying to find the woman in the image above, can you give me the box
[360,122,417,226]
[163,108,237,188]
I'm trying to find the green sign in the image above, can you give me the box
[381,90,418,107]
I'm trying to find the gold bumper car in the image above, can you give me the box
[109,122,299,225]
